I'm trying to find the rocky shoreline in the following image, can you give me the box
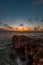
[10,35,43,65]
[0,35,43,65]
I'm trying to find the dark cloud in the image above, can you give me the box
[3,24,13,29]
[0,22,2,25]
[41,19,43,22]
[28,17,39,23]
[6,26,13,29]
[33,0,43,5]
[19,24,23,26]
[34,25,40,31]
[28,18,32,23]
[28,18,32,21]
[34,17,39,21]
[3,24,8,26]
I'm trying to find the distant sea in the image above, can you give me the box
[0,31,43,39]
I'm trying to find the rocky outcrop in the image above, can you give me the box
[10,35,43,65]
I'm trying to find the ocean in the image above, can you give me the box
[0,32,43,39]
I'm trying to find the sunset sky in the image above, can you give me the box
[0,0,43,32]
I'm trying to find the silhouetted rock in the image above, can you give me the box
[10,35,43,65]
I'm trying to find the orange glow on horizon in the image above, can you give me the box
[13,26,32,32]
[0,26,43,32]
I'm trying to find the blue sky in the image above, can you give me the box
[0,0,43,31]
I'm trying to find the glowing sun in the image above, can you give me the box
[18,26,24,31]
